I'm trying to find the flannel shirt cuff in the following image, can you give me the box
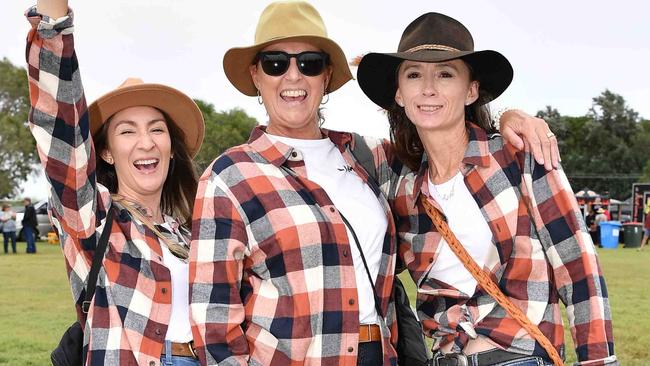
[574,355,619,366]
[26,5,74,37]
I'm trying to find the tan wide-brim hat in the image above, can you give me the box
[223,0,353,96]
[88,78,205,157]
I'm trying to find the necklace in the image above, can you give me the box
[431,170,461,201]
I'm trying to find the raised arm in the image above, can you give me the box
[27,0,104,240]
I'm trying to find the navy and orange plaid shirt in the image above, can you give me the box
[189,127,399,365]
[390,124,617,365]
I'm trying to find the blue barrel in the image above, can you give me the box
[599,221,622,249]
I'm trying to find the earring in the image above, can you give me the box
[257,90,263,105]
[321,92,329,105]
[106,157,114,164]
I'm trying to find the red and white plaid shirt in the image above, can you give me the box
[189,127,399,365]
[391,124,617,365]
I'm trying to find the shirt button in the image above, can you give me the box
[158,256,163,261]
[348,298,355,305]
[161,287,167,294]
[155,328,161,335]
[429,257,434,263]
[149,362,156,366]
[343,249,348,257]
[329,207,336,213]
[291,151,298,158]
[348,346,354,352]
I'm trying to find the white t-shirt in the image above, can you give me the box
[159,220,193,343]
[427,171,494,295]
[270,134,387,325]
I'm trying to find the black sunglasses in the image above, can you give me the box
[255,51,329,77]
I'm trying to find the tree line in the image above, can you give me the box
[1,57,648,199]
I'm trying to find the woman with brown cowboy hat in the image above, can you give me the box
[26,1,204,364]
[189,1,560,365]
[357,12,618,366]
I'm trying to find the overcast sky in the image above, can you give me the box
[3,0,650,200]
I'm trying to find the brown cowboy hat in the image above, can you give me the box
[223,0,353,96]
[357,12,513,110]
[88,78,205,157]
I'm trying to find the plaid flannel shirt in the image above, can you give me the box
[390,123,617,365]
[189,127,398,365]
[26,9,177,365]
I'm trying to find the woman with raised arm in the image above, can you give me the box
[26,1,204,364]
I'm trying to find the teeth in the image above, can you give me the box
[419,105,442,112]
[281,89,307,97]
[134,159,158,165]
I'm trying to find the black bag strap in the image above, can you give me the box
[339,213,384,319]
[82,207,114,313]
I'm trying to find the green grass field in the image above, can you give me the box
[0,242,646,365]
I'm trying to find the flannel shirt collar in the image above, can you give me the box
[247,125,353,167]
[411,122,492,207]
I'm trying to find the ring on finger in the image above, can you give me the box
[546,131,556,138]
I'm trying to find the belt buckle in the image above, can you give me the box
[188,340,198,359]
[433,352,469,366]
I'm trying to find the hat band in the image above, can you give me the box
[404,44,461,53]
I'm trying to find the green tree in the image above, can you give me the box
[193,100,258,172]
[0,58,39,198]
[540,90,647,199]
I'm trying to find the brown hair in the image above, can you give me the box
[388,60,495,171]
[93,110,198,228]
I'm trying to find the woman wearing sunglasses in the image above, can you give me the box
[189,2,561,365]
[26,1,204,364]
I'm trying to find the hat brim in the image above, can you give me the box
[88,84,205,157]
[223,35,354,96]
[357,50,513,110]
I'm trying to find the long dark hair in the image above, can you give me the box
[388,60,495,171]
[94,110,198,228]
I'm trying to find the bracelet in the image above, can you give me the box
[492,107,515,131]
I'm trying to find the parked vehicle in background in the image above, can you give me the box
[14,200,53,241]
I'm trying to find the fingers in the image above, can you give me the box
[500,128,525,151]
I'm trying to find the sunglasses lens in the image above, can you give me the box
[260,53,290,76]
[297,52,327,76]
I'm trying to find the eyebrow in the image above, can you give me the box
[113,118,166,128]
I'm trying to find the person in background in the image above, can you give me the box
[357,11,617,366]
[22,198,37,254]
[638,211,650,251]
[1,204,17,254]
[594,207,608,246]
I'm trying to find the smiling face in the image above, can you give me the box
[250,41,332,139]
[100,106,172,202]
[395,59,479,133]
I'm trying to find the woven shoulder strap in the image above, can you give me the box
[421,197,564,366]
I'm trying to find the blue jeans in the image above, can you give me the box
[356,341,382,366]
[23,226,36,253]
[160,340,200,366]
[3,231,16,253]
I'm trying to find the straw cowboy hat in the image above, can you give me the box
[88,78,205,157]
[357,12,513,110]
[223,0,353,96]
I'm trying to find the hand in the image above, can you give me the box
[37,0,69,19]
[498,109,560,171]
